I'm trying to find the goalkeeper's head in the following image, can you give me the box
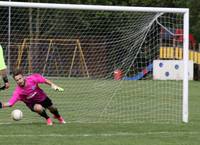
[12,68,23,78]
[12,68,25,87]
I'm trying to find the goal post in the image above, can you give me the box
[183,10,189,123]
[0,1,189,123]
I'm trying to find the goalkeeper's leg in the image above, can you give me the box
[48,105,66,124]
[41,97,66,124]
[33,104,53,126]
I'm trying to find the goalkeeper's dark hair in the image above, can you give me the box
[12,68,23,78]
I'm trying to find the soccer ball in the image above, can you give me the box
[11,109,23,121]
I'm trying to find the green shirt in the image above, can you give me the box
[0,45,6,70]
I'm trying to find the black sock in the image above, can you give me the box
[38,110,49,119]
[50,108,60,118]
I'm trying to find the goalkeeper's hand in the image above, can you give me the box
[51,84,64,92]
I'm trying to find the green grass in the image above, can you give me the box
[0,79,199,145]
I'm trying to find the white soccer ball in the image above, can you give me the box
[11,109,23,121]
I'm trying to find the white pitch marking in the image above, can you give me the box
[0,131,199,137]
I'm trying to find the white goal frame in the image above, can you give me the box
[0,1,189,123]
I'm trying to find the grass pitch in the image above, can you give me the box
[0,79,199,145]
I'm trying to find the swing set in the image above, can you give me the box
[16,38,89,77]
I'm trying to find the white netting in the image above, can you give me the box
[0,3,186,123]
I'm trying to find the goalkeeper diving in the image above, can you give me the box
[0,44,9,90]
[0,68,65,125]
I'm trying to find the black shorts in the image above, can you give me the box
[28,97,53,111]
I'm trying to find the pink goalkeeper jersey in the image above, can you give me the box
[8,73,48,106]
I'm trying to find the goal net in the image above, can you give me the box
[0,2,189,123]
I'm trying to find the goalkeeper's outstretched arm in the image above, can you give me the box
[0,102,11,109]
[44,78,64,92]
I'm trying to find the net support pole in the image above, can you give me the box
[182,9,189,123]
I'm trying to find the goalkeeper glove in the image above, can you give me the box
[51,84,64,92]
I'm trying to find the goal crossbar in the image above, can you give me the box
[0,1,188,13]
